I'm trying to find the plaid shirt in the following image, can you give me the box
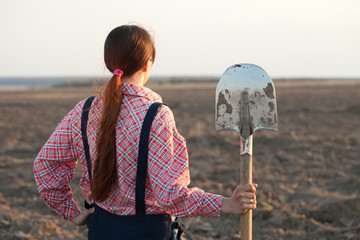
[34,83,223,220]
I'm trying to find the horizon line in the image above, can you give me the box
[1,75,360,80]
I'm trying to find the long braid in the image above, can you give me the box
[91,74,122,202]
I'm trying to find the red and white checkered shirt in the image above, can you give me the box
[34,83,223,220]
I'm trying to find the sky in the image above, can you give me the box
[0,0,359,78]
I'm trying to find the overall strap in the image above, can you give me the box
[136,102,163,215]
[81,96,95,181]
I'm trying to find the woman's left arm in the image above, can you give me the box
[33,108,81,221]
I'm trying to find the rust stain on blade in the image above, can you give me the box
[217,90,233,115]
[216,90,235,129]
[263,83,275,99]
[268,102,275,112]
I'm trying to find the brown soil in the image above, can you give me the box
[0,80,359,239]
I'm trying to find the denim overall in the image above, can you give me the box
[81,97,179,240]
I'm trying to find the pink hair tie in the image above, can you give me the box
[113,69,123,77]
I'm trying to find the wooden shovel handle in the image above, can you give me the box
[240,153,252,240]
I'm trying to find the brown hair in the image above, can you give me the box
[91,25,156,202]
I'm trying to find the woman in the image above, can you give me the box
[34,25,257,239]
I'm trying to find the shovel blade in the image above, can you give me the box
[215,64,278,137]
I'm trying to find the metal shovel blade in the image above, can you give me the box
[215,64,278,137]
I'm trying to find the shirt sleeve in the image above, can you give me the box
[148,105,224,217]
[33,107,81,220]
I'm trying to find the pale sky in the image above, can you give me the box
[0,0,359,78]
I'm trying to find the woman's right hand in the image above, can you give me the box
[221,184,257,215]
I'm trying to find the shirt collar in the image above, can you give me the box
[121,83,162,102]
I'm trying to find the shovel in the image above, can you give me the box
[215,64,278,240]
